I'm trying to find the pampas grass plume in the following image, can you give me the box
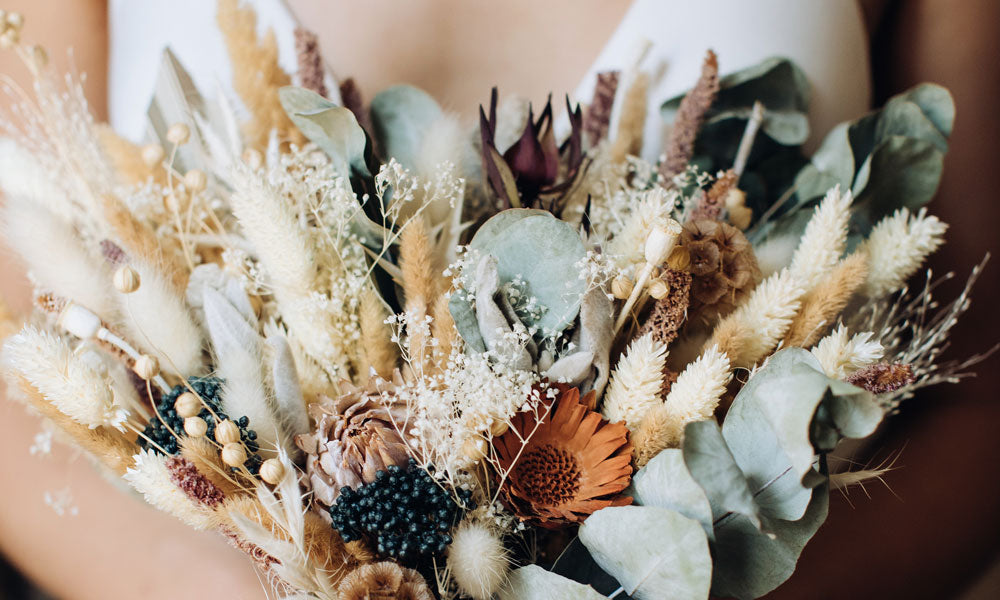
[602,333,667,430]
[860,207,948,297]
[610,71,649,163]
[784,252,869,348]
[447,520,511,600]
[125,450,215,530]
[359,286,398,380]
[788,185,852,290]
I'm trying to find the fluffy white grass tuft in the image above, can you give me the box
[447,520,511,600]
[602,333,667,430]
[789,185,853,290]
[811,324,884,379]
[860,207,947,297]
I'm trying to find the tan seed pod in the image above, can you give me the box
[174,392,202,419]
[141,144,165,167]
[133,355,160,380]
[166,123,191,146]
[183,417,208,438]
[648,279,669,300]
[666,246,692,271]
[183,169,207,193]
[113,265,141,293]
[221,442,247,468]
[259,458,286,485]
[215,420,241,445]
[489,419,509,437]
[462,437,488,462]
[611,276,634,300]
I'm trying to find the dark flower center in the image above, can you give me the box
[514,444,581,505]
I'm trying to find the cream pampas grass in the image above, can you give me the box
[788,186,853,290]
[5,326,128,431]
[601,333,668,430]
[609,71,649,163]
[859,207,948,297]
[783,252,869,348]
[359,286,398,380]
[447,520,511,600]
[125,450,216,530]
[0,138,68,213]
[118,256,204,376]
[810,324,884,379]
[709,269,806,368]
[2,200,118,321]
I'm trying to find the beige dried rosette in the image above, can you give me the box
[338,561,433,600]
[681,219,761,321]
[296,377,413,514]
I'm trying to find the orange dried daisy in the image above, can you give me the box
[493,386,633,529]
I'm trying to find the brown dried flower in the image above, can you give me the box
[637,269,692,348]
[689,169,738,222]
[338,561,433,600]
[845,362,915,394]
[165,455,225,508]
[296,377,412,512]
[584,71,619,146]
[660,50,720,183]
[681,219,760,321]
[493,386,632,529]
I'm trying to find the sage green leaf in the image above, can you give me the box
[721,349,881,521]
[682,420,762,530]
[499,565,608,600]
[469,210,587,335]
[278,86,369,178]
[877,97,948,153]
[711,484,829,600]
[896,83,954,136]
[631,448,714,539]
[580,505,712,600]
[447,292,487,353]
[369,85,443,169]
[705,108,809,146]
[662,57,810,114]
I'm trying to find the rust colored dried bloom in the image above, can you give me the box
[690,170,738,222]
[338,561,433,600]
[296,378,412,512]
[681,219,760,321]
[294,27,327,98]
[165,455,225,508]
[846,362,915,394]
[584,71,619,146]
[660,50,720,184]
[638,269,692,348]
[493,386,633,529]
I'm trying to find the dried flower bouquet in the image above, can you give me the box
[0,3,992,600]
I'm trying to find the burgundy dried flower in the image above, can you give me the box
[584,71,620,146]
[846,362,915,394]
[166,455,225,508]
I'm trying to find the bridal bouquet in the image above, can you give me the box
[0,3,989,599]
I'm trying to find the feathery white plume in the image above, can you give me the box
[4,326,128,431]
[2,200,117,320]
[811,324,884,379]
[265,326,310,440]
[602,333,667,430]
[118,257,204,376]
[859,207,948,297]
[606,186,677,270]
[447,520,511,600]
[789,185,853,290]
[124,450,214,529]
[203,286,284,456]
[0,139,68,214]
[663,344,732,429]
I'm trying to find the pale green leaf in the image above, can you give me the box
[278,86,369,178]
[499,565,608,600]
[630,448,714,539]
[369,85,442,169]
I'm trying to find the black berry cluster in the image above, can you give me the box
[138,377,264,474]
[329,459,473,563]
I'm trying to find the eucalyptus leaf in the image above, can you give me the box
[682,420,762,529]
[896,83,955,136]
[447,292,487,353]
[469,210,587,335]
[630,448,714,539]
[499,565,608,600]
[705,109,809,146]
[580,505,712,600]
[369,85,443,169]
[278,86,369,178]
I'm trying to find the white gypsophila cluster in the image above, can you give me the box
[124,450,215,530]
[602,333,668,430]
[849,259,993,409]
[810,324,884,379]
[789,185,853,290]
[4,326,128,431]
[860,207,947,298]
[664,343,732,425]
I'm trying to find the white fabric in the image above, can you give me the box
[109,0,871,155]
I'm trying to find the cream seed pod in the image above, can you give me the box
[667,245,692,271]
[166,123,191,146]
[462,437,488,462]
[489,418,509,437]
[259,458,285,485]
[643,219,683,267]
[215,419,241,445]
[221,443,247,468]
[183,169,207,193]
[648,279,669,300]
[183,416,208,438]
[174,392,201,419]
[113,265,141,293]
[611,276,634,300]
[141,144,165,167]
[133,355,160,380]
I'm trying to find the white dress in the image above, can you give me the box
[108,0,871,156]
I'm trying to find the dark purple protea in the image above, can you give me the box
[479,87,585,215]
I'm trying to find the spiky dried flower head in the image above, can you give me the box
[494,386,632,528]
[681,219,760,321]
[602,333,668,431]
[637,269,692,348]
[337,561,433,600]
[296,376,412,512]
[447,519,511,600]
[845,362,915,394]
[660,49,720,183]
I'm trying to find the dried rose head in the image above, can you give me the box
[493,385,633,529]
[681,219,761,321]
[296,378,412,513]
